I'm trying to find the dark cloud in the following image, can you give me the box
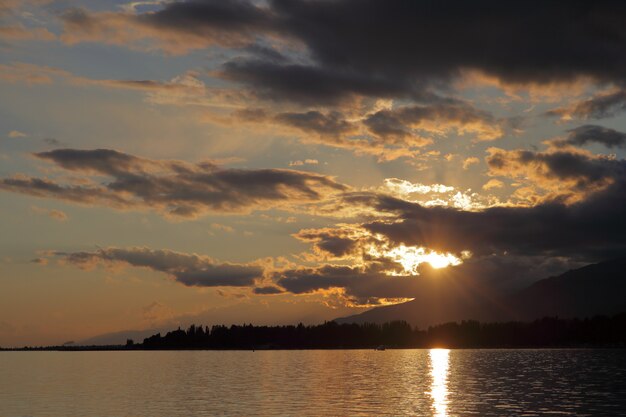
[239,108,425,158]
[0,176,128,206]
[486,148,621,195]
[272,148,626,303]
[139,0,272,35]
[547,89,626,120]
[37,148,154,176]
[271,0,626,85]
[363,101,503,142]
[57,247,263,287]
[243,43,288,63]
[43,137,61,146]
[553,125,626,149]
[0,149,348,218]
[272,255,584,304]
[60,1,273,51]
[253,286,284,295]
[271,163,626,302]
[60,0,626,104]
[357,173,626,260]
[298,234,357,259]
[274,111,355,138]
[231,100,501,159]
[277,265,405,295]
[294,226,370,259]
[256,146,626,267]
[219,59,425,105]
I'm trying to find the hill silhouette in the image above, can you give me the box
[335,257,626,326]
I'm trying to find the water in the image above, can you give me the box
[1,349,625,416]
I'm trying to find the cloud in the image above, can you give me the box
[271,109,425,159]
[0,1,56,44]
[486,147,621,203]
[288,159,319,167]
[142,301,175,325]
[268,253,585,306]
[50,0,626,115]
[60,1,273,54]
[232,108,416,160]
[0,148,348,218]
[253,286,284,295]
[275,111,356,139]
[0,25,55,42]
[363,101,504,142]
[0,62,70,85]
[65,4,453,109]
[294,225,371,260]
[280,143,626,275]
[7,130,26,138]
[383,178,454,196]
[0,62,500,163]
[211,223,234,233]
[219,58,429,106]
[0,63,239,110]
[0,0,53,16]
[60,0,626,88]
[379,178,492,211]
[231,100,501,160]
[551,125,626,149]
[358,172,626,260]
[547,88,626,120]
[272,163,626,304]
[43,137,61,146]
[463,157,480,170]
[53,247,263,287]
[482,179,504,190]
[30,206,68,222]
[274,264,418,303]
[30,257,48,265]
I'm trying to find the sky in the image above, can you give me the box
[2,0,626,346]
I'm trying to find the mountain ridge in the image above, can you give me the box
[335,257,626,327]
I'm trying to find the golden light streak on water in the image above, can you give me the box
[429,348,450,417]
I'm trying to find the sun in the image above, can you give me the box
[383,245,463,275]
[423,251,461,269]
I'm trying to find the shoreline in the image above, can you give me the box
[3,345,626,352]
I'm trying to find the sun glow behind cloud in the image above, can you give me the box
[369,244,467,275]
[382,178,496,211]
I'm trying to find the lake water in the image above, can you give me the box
[1,349,625,416]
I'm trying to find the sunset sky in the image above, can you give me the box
[2,0,626,346]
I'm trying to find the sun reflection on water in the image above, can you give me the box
[429,348,450,417]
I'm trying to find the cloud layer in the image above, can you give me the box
[55,247,263,287]
[0,148,347,218]
[552,125,626,149]
[61,0,626,90]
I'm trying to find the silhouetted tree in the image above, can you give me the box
[136,313,626,350]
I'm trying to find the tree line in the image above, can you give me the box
[5,313,625,350]
[137,313,626,349]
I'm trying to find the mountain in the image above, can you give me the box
[79,328,168,346]
[510,257,626,319]
[335,257,626,327]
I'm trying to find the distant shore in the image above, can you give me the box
[3,345,626,352]
[3,313,626,351]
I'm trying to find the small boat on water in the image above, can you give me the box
[375,345,386,351]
